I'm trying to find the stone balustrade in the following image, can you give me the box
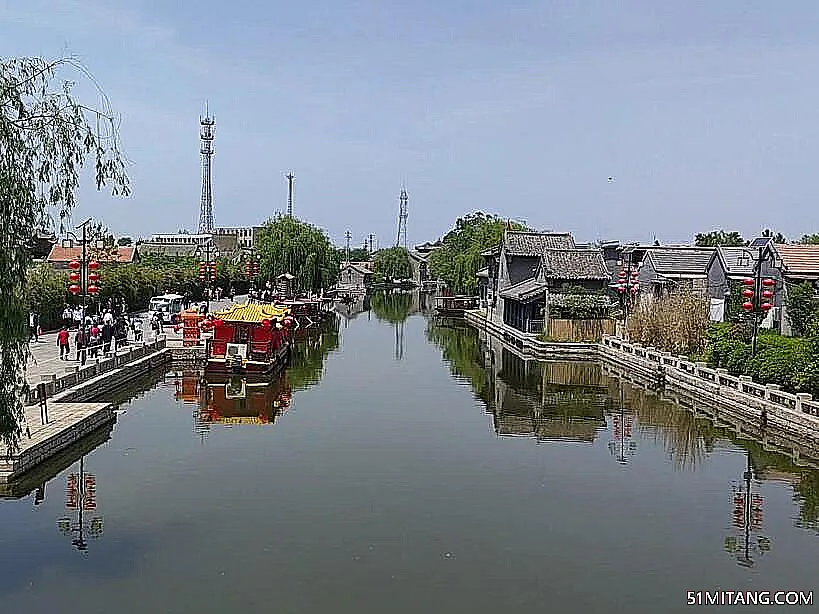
[27,336,168,405]
[600,335,819,433]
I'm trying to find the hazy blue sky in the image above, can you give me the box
[2,1,818,247]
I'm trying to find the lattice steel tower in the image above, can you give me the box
[395,187,408,248]
[198,108,215,233]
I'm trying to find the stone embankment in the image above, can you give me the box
[464,310,597,360]
[2,337,172,486]
[463,309,819,459]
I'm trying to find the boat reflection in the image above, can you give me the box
[192,374,292,427]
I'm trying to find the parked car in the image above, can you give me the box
[148,293,185,324]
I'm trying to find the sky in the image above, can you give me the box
[2,0,819,247]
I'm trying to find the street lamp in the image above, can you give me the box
[63,218,105,319]
[615,254,640,333]
[736,246,776,357]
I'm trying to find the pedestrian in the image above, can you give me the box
[89,327,101,358]
[102,322,113,354]
[57,326,70,360]
[62,304,72,328]
[72,307,82,330]
[29,310,39,342]
[75,327,86,362]
[103,309,114,326]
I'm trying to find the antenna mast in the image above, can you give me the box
[345,230,352,264]
[396,186,408,249]
[198,105,215,233]
[286,172,295,217]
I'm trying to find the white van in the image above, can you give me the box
[148,294,185,324]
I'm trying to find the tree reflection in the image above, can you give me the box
[371,291,413,324]
[287,316,340,391]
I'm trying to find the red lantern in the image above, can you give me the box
[68,284,80,295]
[88,260,100,271]
[742,278,755,286]
[68,271,80,282]
[762,278,775,287]
[68,260,81,270]
[617,286,625,293]
[631,271,639,278]
[283,316,294,327]
[761,289,773,299]
[261,318,271,327]
[742,301,753,311]
[88,272,99,283]
[760,302,772,311]
[630,287,638,295]
[741,289,754,298]
[87,284,99,294]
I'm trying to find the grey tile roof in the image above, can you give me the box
[716,246,755,276]
[645,248,714,275]
[500,277,549,301]
[541,249,610,280]
[504,231,575,256]
[137,242,200,257]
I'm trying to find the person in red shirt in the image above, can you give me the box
[56,327,70,360]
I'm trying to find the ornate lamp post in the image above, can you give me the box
[615,256,640,333]
[737,246,776,357]
[64,218,103,320]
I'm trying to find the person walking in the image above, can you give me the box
[62,304,72,328]
[57,326,70,360]
[75,327,86,363]
[102,322,113,354]
[29,310,39,342]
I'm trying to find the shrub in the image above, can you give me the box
[626,292,709,355]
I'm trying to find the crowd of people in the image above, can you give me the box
[55,300,140,363]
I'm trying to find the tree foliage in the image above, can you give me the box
[336,246,369,262]
[694,230,745,247]
[428,212,526,295]
[761,228,787,243]
[785,281,819,337]
[1,57,129,449]
[370,291,413,323]
[800,233,819,245]
[373,247,411,281]
[255,215,339,293]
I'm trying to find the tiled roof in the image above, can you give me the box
[215,303,290,323]
[476,267,489,278]
[138,242,200,257]
[47,245,137,264]
[481,244,501,257]
[775,243,819,275]
[504,231,575,256]
[645,247,714,275]
[715,246,755,276]
[541,249,610,280]
[340,262,373,275]
[500,277,549,301]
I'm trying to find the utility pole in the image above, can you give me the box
[368,233,375,255]
[286,172,295,217]
[345,230,352,264]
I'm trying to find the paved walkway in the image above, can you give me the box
[24,298,240,381]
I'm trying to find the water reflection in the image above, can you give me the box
[198,375,292,427]
[56,455,104,552]
[426,319,819,533]
[724,451,771,567]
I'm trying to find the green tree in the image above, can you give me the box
[428,212,527,295]
[800,234,819,245]
[1,57,129,449]
[255,215,339,293]
[337,246,369,262]
[694,230,746,247]
[761,228,787,243]
[371,291,413,323]
[785,281,819,337]
[117,236,133,246]
[373,246,412,281]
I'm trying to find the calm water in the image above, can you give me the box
[2,297,818,613]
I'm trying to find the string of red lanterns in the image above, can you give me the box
[245,257,260,278]
[616,269,639,296]
[67,259,101,296]
[740,277,774,313]
[198,260,217,282]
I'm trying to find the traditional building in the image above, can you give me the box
[46,244,138,269]
[705,244,780,323]
[634,247,714,300]
[337,262,373,292]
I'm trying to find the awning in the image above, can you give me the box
[214,303,290,323]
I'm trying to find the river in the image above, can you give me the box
[1,293,817,613]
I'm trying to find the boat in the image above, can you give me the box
[434,295,478,317]
[278,298,334,328]
[204,303,293,376]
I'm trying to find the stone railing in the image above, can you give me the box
[600,336,819,427]
[27,336,168,404]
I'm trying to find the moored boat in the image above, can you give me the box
[205,303,294,376]
[434,295,478,317]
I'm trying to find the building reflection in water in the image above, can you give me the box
[56,455,103,552]
[426,319,819,538]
